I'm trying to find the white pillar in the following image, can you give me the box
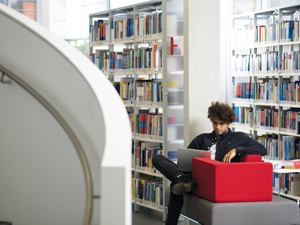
[184,0,221,145]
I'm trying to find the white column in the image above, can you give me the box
[184,0,221,145]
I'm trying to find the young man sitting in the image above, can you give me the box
[152,101,267,225]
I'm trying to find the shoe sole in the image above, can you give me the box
[172,180,198,195]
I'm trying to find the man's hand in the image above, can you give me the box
[222,148,237,163]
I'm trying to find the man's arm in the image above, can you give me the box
[222,133,267,163]
[234,132,267,156]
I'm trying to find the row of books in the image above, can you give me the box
[112,78,134,102]
[89,12,163,45]
[256,135,279,160]
[253,109,300,134]
[136,12,163,37]
[256,135,300,160]
[232,51,300,74]
[132,176,163,209]
[232,82,278,102]
[129,114,163,139]
[233,20,300,46]
[132,142,162,173]
[233,80,300,104]
[279,81,300,103]
[90,44,163,72]
[89,17,135,44]
[112,78,163,104]
[233,107,253,126]
[234,23,278,46]
[274,173,300,195]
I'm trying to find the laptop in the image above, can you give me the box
[177,148,211,172]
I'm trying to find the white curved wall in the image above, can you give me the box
[0,4,131,225]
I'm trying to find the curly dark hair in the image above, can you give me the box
[207,101,236,124]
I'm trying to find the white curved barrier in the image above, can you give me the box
[0,4,131,225]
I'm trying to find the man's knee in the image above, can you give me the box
[152,154,164,167]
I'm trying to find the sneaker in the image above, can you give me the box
[171,175,198,195]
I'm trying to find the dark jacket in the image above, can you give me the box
[187,128,267,162]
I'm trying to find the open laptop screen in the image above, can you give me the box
[177,148,211,172]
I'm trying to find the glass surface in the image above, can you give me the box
[0,0,8,5]
[167,1,184,37]
[11,0,36,10]
[233,0,261,15]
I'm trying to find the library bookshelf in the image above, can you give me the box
[89,0,184,219]
[231,3,300,202]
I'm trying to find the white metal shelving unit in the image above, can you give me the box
[232,3,300,203]
[89,0,184,220]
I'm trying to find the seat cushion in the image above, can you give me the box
[192,157,273,202]
[165,187,300,225]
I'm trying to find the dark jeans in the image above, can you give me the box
[152,154,192,225]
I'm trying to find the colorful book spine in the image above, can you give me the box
[136,12,162,37]
[133,176,163,209]
[129,114,163,140]
[255,135,279,160]
[233,107,253,127]
[89,20,110,45]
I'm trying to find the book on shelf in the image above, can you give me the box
[290,173,300,196]
[255,135,278,160]
[135,79,163,104]
[23,2,36,21]
[89,19,110,44]
[136,12,162,37]
[135,142,162,171]
[232,81,278,102]
[132,174,163,208]
[129,113,163,139]
[233,106,253,126]
[280,159,300,169]
[120,77,134,101]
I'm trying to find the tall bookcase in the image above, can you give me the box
[89,0,184,219]
[232,3,300,202]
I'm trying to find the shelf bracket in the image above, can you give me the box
[1,73,11,84]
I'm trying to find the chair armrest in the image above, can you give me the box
[240,155,262,162]
[192,157,273,203]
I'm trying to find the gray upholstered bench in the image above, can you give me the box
[165,187,300,225]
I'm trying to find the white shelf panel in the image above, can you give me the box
[134,136,163,143]
[110,72,134,75]
[254,102,278,106]
[132,201,163,212]
[232,73,251,77]
[232,45,253,50]
[111,40,134,45]
[232,125,253,130]
[232,101,253,105]
[104,71,162,75]
[90,43,110,47]
[279,73,300,76]
[273,191,300,201]
[135,71,163,75]
[254,73,278,77]
[254,128,277,133]
[273,169,300,174]
[253,42,278,48]
[135,104,163,108]
[135,35,162,42]
[134,168,163,178]
[124,104,134,107]
[279,104,300,108]
[233,43,279,50]
[279,131,300,137]
[279,40,300,46]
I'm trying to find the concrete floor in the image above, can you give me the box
[132,205,199,225]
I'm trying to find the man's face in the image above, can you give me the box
[212,118,230,136]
